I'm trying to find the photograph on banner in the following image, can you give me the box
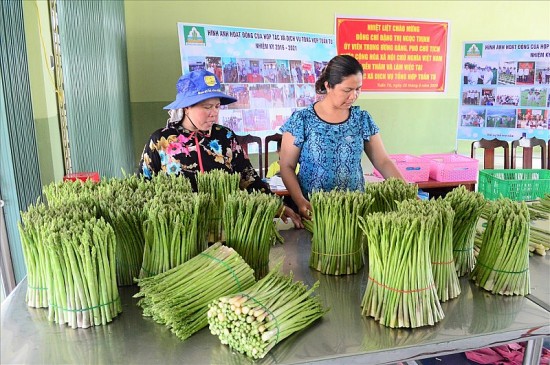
[335,16,449,92]
[456,40,550,142]
[177,22,336,152]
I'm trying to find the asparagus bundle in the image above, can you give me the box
[43,178,99,207]
[529,226,550,255]
[208,268,327,360]
[197,170,240,242]
[471,199,530,295]
[309,190,373,275]
[476,223,550,257]
[529,193,550,220]
[364,178,418,213]
[140,192,210,278]
[223,190,282,279]
[134,243,255,340]
[444,185,486,276]
[397,199,461,302]
[148,172,193,195]
[18,201,97,308]
[45,215,121,328]
[96,175,154,286]
[358,212,444,328]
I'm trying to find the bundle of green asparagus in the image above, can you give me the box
[148,172,193,195]
[208,267,327,360]
[529,193,550,220]
[397,199,461,302]
[309,190,373,275]
[140,191,210,278]
[471,198,530,295]
[197,170,240,242]
[18,201,97,308]
[44,215,121,328]
[223,190,282,279]
[363,178,418,213]
[444,185,486,276]
[135,243,255,340]
[42,178,99,207]
[96,175,155,286]
[359,212,444,328]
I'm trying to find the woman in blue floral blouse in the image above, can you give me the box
[138,69,302,227]
[279,55,405,220]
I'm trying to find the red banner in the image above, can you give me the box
[336,18,448,92]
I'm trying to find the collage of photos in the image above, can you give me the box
[460,59,550,131]
[188,55,329,134]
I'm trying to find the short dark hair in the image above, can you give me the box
[315,55,363,94]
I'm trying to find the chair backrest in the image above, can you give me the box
[511,137,547,169]
[470,138,510,169]
[264,133,282,177]
[235,134,263,178]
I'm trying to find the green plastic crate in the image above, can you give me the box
[478,169,550,201]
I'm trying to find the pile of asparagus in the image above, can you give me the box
[197,170,240,242]
[444,186,486,276]
[359,211,444,328]
[397,199,461,302]
[208,267,327,359]
[140,191,210,278]
[223,191,282,279]
[135,243,255,340]
[19,200,121,328]
[309,190,373,275]
[363,178,418,213]
[471,198,530,295]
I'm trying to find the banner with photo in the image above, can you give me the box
[457,40,550,142]
[177,22,336,146]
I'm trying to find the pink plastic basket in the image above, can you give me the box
[373,154,430,183]
[420,154,479,182]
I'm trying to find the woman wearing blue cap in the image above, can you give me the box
[138,69,302,227]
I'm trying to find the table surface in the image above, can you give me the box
[2,230,549,365]
[526,218,550,311]
[270,175,477,197]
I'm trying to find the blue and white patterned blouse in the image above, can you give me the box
[280,104,380,197]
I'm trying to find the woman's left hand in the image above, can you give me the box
[281,205,304,229]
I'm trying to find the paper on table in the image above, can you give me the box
[269,176,286,189]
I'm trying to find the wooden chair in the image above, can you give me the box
[264,133,282,178]
[235,134,263,178]
[470,138,510,169]
[511,137,547,169]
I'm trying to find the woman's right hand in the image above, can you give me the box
[297,200,313,220]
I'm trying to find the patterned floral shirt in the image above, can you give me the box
[138,123,269,193]
[280,104,380,197]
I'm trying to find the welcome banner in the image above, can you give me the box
[335,17,449,92]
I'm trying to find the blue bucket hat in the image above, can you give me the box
[163,69,237,110]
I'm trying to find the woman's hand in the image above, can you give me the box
[297,200,313,221]
[281,205,304,229]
